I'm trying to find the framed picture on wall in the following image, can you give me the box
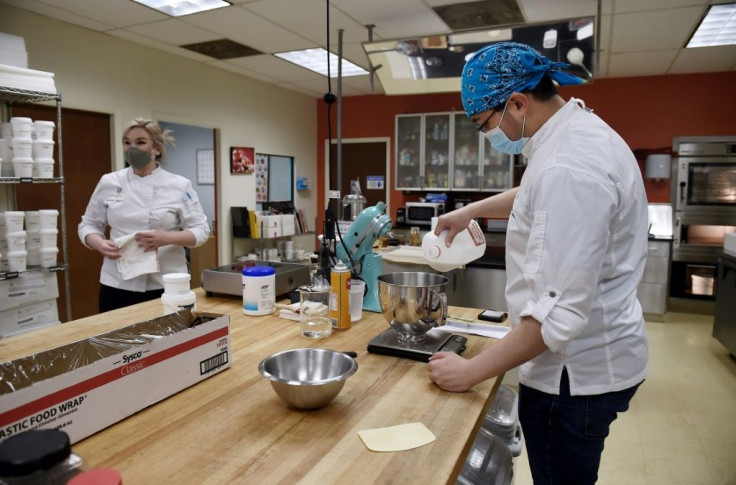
[230,146,255,174]
[255,153,269,202]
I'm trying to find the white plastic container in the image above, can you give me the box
[0,122,12,139]
[4,211,25,233]
[33,158,55,178]
[10,117,32,138]
[7,249,27,272]
[27,246,40,266]
[39,228,58,249]
[38,209,58,230]
[24,211,40,232]
[161,290,197,315]
[26,230,40,249]
[32,139,54,159]
[163,272,191,295]
[11,137,32,158]
[39,247,59,268]
[349,279,365,322]
[242,265,276,316]
[0,139,10,164]
[421,217,486,272]
[34,120,55,141]
[5,231,26,252]
[12,157,33,177]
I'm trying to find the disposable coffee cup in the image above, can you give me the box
[349,279,365,322]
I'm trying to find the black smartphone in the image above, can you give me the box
[477,310,508,323]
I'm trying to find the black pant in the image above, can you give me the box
[99,284,164,313]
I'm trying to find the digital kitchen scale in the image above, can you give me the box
[367,328,467,363]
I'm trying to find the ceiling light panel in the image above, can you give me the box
[687,3,736,48]
[133,0,230,17]
[274,48,368,77]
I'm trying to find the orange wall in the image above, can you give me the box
[315,71,736,223]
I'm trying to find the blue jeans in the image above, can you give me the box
[518,368,642,485]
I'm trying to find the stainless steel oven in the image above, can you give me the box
[670,136,736,301]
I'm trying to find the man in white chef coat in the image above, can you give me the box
[428,42,649,485]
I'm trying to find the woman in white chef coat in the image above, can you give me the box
[78,118,210,312]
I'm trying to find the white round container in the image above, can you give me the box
[26,230,40,249]
[39,247,59,268]
[7,249,27,272]
[0,139,10,164]
[32,139,54,159]
[242,265,276,316]
[4,211,25,233]
[11,137,32,158]
[12,157,33,177]
[24,211,40,232]
[422,217,487,272]
[38,209,58,230]
[34,120,55,141]
[161,290,197,315]
[33,158,55,178]
[10,117,32,138]
[5,231,26,252]
[27,246,40,266]
[39,228,58,249]
[162,272,191,295]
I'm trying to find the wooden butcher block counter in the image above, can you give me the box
[0,289,505,484]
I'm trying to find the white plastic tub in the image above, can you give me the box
[39,247,58,268]
[38,209,58,230]
[24,211,40,232]
[26,246,40,266]
[12,157,33,177]
[11,137,32,158]
[163,272,191,295]
[32,139,54,159]
[4,211,25,233]
[34,120,55,141]
[39,228,58,249]
[5,231,26,252]
[7,249,27,272]
[161,291,196,315]
[32,159,54,178]
[10,117,32,138]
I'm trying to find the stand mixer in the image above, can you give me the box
[320,201,392,312]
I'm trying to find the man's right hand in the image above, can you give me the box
[433,206,474,247]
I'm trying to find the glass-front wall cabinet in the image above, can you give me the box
[395,115,422,189]
[395,112,513,191]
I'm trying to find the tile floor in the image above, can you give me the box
[511,312,736,485]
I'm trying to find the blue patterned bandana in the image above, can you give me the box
[461,42,584,118]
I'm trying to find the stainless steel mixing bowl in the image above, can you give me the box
[377,272,449,344]
[258,348,358,409]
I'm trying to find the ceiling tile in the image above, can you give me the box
[610,7,703,53]
[333,0,450,40]
[245,0,368,46]
[108,28,214,62]
[123,19,217,46]
[1,0,116,31]
[607,50,678,77]
[519,0,613,21]
[180,4,312,53]
[668,45,736,74]
[34,0,166,28]
[226,54,325,82]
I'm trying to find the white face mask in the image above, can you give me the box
[483,100,528,155]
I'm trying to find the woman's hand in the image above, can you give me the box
[90,237,121,259]
[427,352,476,392]
[135,231,171,252]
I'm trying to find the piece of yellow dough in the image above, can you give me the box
[358,423,436,452]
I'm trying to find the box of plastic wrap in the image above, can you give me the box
[0,310,230,443]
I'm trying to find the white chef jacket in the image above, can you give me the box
[78,166,210,292]
[506,98,649,396]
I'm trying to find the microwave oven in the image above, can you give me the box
[405,202,445,225]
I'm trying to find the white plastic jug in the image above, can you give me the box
[422,217,486,272]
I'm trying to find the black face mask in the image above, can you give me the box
[125,146,154,169]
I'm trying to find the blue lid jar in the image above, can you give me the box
[242,265,276,277]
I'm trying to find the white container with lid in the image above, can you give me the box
[27,246,40,266]
[163,272,191,295]
[33,158,54,178]
[0,121,12,139]
[7,249,27,272]
[242,265,276,316]
[34,120,55,141]
[33,139,54,159]
[4,211,25,233]
[39,247,59,268]
[39,228,58,249]
[24,211,40,232]
[10,117,32,138]
[421,217,486,272]
[5,231,26,252]
[11,137,32,158]
[161,290,197,315]
[38,209,59,230]
[12,157,33,177]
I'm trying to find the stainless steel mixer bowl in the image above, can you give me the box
[258,348,358,409]
[377,272,449,343]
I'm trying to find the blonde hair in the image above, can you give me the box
[122,118,175,161]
